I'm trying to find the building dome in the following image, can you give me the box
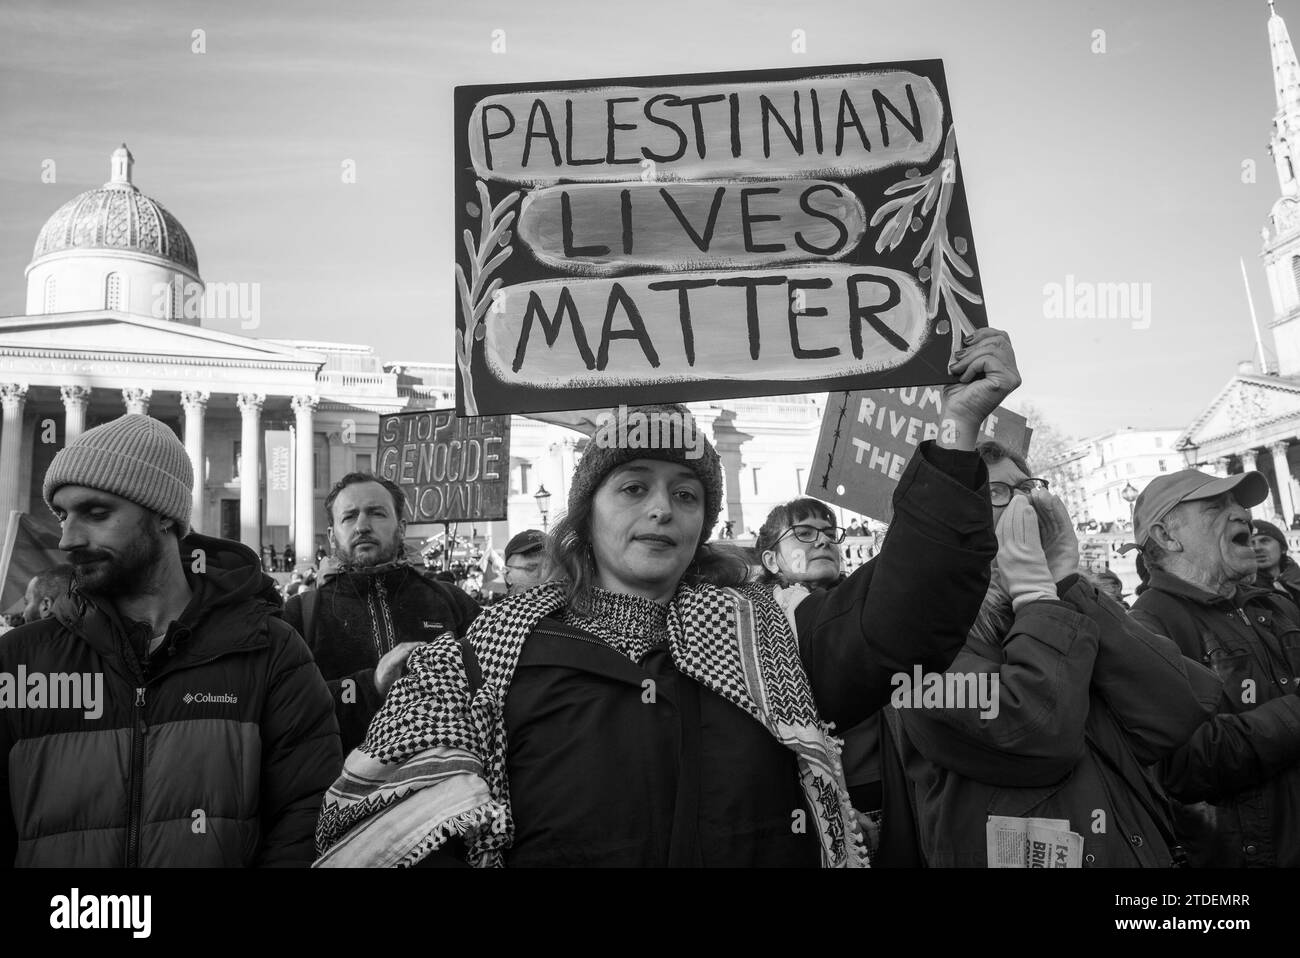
[30,145,198,273]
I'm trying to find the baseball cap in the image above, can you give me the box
[505,529,547,561]
[1132,469,1270,547]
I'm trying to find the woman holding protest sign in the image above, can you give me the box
[314,329,1020,868]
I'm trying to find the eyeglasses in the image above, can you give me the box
[776,524,847,545]
[989,478,1050,507]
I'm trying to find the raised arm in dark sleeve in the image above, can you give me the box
[794,440,996,730]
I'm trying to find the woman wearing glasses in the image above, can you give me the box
[882,441,1221,867]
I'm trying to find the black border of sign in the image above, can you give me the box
[453,59,986,416]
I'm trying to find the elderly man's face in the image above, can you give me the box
[1161,493,1257,583]
[505,550,547,594]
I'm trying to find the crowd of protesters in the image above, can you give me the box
[3,327,1300,867]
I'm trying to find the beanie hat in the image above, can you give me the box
[43,414,193,537]
[1252,519,1288,554]
[569,404,723,541]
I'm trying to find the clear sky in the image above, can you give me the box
[0,0,1285,440]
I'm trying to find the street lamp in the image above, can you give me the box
[1121,481,1139,530]
[535,484,552,532]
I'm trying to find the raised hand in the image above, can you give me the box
[940,328,1022,451]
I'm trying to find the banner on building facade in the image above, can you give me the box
[377,409,510,525]
[454,60,987,416]
[808,386,1032,523]
[264,430,293,526]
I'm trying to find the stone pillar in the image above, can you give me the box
[60,385,91,442]
[709,409,753,538]
[1213,457,1232,478]
[237,392,264,550]
[1271,442,1297,523]
[1243,449,1260,474]
[291,394,318,567]
[181,390,209,534]
[122,387,151,416]
[0,384,28,522]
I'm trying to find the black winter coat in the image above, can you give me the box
[1131,569,1300,867]
[284,565,480,753]
[0,534,341,867]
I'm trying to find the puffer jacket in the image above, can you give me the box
[1131,569,1300,867]
[0,533,341,867]
[888,575,1221,867]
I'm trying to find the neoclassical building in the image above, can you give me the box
[0,146,845,583]
[1177,4,1300,526]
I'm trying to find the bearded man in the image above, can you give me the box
[0,414,340,866]
[283,473,480,755]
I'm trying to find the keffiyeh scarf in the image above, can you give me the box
[314,580,866,868]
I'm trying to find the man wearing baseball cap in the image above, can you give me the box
[1129,467,1300,868]
[503,529,550,595]
[0,414,340,866]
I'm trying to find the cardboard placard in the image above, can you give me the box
[455,60,986,416]
[376,410,510,524]
[808,387,1031,522]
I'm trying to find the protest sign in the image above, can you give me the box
[808,386,1032,522]
[455,61,987,415]
[376,410,510,525]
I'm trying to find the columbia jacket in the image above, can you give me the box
[1131,569,1300,867]
[0,533,341,867]
[888,575,1221,867]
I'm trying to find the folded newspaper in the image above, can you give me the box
[986,815,1083,868]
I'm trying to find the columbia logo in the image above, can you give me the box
[182,691,238,705]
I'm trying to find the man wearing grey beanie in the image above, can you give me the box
[0,414,341,867]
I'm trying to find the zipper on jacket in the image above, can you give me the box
[126,686,148,868]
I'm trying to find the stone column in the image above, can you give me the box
[236,392,264,550]
[709,409,753,539]
[0,384,28,522]
[1271,442,1297,523]
[181,390,209,534]
[60,385,91,442]
[122,387,151,416]
[1243,449,1260,474]
[1213,457,1232,478]
[291,394,318,567]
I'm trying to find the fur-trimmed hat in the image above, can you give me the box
[43,414,193,536]
[568,404,723,540]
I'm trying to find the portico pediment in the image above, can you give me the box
[0,311,323,368]
[1180,375,1300,448]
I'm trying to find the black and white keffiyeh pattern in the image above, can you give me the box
[314,579,867,868]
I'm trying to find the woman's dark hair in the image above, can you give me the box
[754,497,838,585]
[548,484,749,609]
